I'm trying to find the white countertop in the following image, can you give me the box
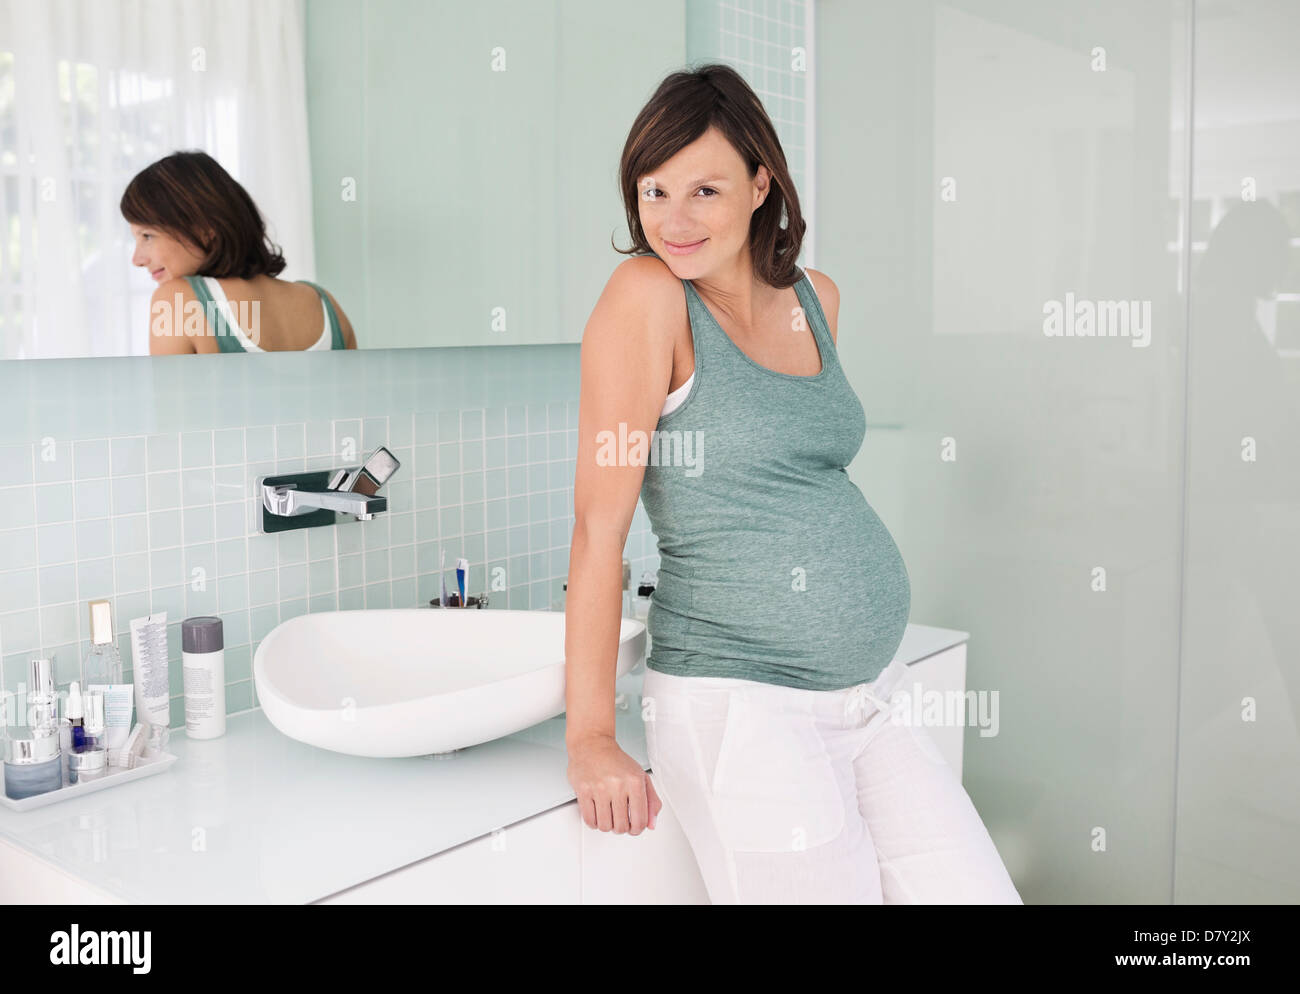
[0,623,967,904]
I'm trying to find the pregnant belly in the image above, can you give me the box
[653,489,912,678]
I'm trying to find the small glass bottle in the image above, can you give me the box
[83,599,123,686]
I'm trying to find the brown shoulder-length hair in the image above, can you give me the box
[613,63,805,289]
[120,150,286,279]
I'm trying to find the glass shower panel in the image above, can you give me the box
[1176,0,1300,903]
[817,0,1190,902]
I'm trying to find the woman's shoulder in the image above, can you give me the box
[802,267,840,344]
[583,255,684,354]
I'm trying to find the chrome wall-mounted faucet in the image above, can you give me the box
[258,446,401,533]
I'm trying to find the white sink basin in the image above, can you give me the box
[253,609,646,758]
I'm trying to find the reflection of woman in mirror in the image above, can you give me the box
[120,151,357,354]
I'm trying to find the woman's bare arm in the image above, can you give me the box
[565,255,681,834]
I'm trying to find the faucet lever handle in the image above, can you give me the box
[348,446,401,496]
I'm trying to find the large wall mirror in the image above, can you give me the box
[0,0,685,358]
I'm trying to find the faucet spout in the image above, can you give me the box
[262,484,388,519]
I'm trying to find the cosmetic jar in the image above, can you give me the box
[67,745,107,785]
[4,725,62,800]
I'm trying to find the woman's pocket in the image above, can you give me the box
[708,690,845,853]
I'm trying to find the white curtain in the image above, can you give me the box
[0,0,314,358]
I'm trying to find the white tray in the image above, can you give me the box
[0,751,179,812]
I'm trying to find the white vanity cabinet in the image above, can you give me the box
[317,641,968,904]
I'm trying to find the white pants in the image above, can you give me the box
[642,655,1023,904]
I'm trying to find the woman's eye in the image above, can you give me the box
[642,187,716,200]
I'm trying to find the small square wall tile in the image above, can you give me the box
[364,581,391,608]
[113,514,149,555]
[147,434,180,473]
[152,586,185,626]
[547,401,565,432]
[147,468,183,510]
[307,526,336,561]
[309,592,337,613]
[219,574,249,612]
[391,576,417,607]
[114,553,149,593]
[337,525,363,556]
[276,424,305,460]
[183,505,214,545]
[462,410,483,440]
[73,439,110,479]
[338,554,363,588]
[213,465,244,501]
[111,437,147,476]
[182,468,215,506]
[309,559,336,594]
[485,408,505,438]
[249,570,278,607]
[213,428,244,466]
[150,547,184,587]
[0,444,34,485]
[389,512,414,546]
[362,417,388,452]
[112,476,147,516]
[76,518,113,560]
[527,434,548,462]
[438,474,460,506]
[461,442,483,473]
[35,483,74,524]
[389,413,414,448]
[181,430,213,469]
[73,479,111,520]
[216,538,247,576]
[214,502,246,541]
[277,530,307,565]
[151,508,183,548]
[34,441,73,483]
[245,426,276,462]
[248,533,278,571]
[39,602,77,645]
[413,444,437,478]
[38,563,77,605]
[306,420,333,457]
[438,411,460,441]
[333,420,361,460]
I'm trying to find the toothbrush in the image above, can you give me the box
[440,549,449,607]
[456,558,468,607]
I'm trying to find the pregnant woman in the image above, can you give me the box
[121,150,356,354]
[565,64,1021,904]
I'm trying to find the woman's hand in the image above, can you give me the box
[567,732,662,834]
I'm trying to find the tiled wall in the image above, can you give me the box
[0,346,659,729]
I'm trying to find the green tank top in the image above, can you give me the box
[639,259,911,691]
[184,276,347,352]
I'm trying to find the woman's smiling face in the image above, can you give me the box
[129,224,207,283]
[636,125,770,277]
